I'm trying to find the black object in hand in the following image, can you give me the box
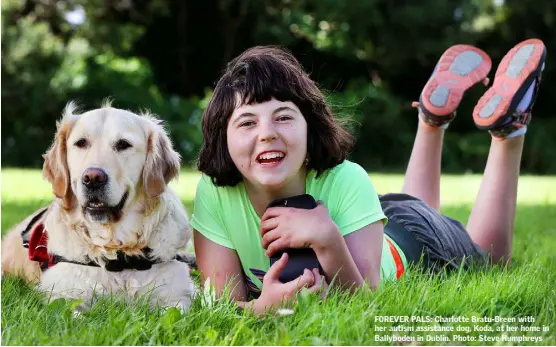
[267,194,323,283]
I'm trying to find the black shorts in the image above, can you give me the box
[380,193,489,272]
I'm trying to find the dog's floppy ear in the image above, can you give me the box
[142,116,181,197]
[43,102,78,207]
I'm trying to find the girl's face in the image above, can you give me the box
[227,98,308,191]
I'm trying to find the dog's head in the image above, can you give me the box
[43,102,180,224]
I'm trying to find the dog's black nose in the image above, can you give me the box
[82,168,108,190]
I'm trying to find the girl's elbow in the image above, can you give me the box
[368,277,380,290]
[357,265,381,290]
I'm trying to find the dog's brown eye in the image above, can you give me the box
[115,139,132,152]
[74,138,88,148]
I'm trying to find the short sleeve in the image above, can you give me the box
[190,175,235,249]
[329,162,387,236]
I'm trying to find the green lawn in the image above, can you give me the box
[2,169,555,345]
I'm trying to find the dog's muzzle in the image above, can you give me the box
[81,167,129,221]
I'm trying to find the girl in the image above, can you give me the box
[192,40,546,314]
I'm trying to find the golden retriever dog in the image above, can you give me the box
[1,101,195,311]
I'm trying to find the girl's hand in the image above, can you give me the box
[252,253,315,314]
[307,268,329,298]
[260,201,341,257]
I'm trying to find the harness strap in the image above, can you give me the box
[50,248,164,272]
[51,252,197,272]
[21,207,49,248]
[50,255,101,268]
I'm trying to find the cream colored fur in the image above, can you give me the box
[2,102,195,311]
[1,208,47,283]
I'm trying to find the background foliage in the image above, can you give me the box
[2,0,555,173]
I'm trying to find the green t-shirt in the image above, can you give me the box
[191,160,407,293]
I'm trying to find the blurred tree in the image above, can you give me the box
[1,0,204,167]
[2,0,555,172]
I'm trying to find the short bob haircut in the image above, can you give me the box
[197,46,354,187]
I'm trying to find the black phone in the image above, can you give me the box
[266,194,323,283]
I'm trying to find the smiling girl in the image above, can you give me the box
[192,41,546,314]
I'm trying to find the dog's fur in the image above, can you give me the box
[1,102,195,311]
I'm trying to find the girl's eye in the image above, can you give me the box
[240,121,255,127]
[278,115,293,121]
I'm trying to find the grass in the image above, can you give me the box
[1,169,555,345]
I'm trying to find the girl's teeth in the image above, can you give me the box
[259,152,284,160]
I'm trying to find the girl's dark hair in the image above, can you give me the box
[197,46,354,186]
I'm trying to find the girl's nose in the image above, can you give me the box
[259,120,278,142]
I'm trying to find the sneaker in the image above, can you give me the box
[414,45,492,128]
[473,39,546,139]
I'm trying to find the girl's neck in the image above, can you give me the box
[245,169,307,217]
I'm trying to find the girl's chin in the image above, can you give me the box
[244,163,306,190]
[253,178,287,189]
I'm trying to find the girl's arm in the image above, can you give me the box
[261,204,384,292]
[194,230,320,314]
[194,229,248,301]
[315,220,384,291]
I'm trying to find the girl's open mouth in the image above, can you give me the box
[257,151,285,165]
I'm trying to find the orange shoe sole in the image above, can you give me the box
[473,39,546,129]
[420,45,492,118]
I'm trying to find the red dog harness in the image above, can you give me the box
[20,207,52,270]
[27,222,53,270]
